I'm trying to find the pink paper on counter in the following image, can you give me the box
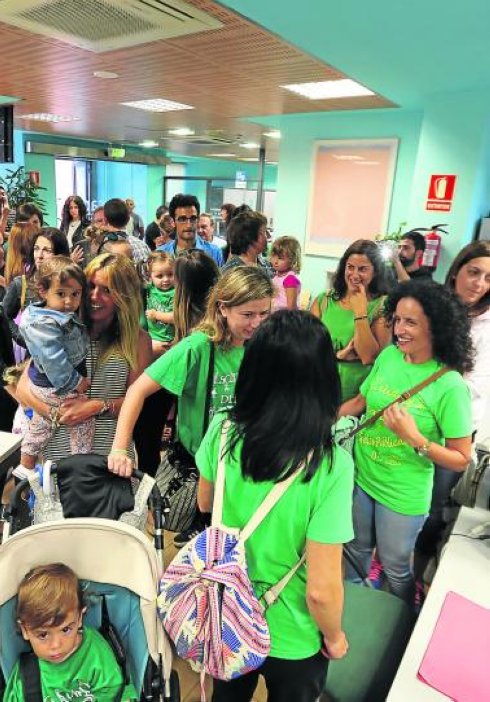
[418,590,490,701]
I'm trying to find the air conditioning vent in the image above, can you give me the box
[0,0,222,52]
[163,133,239,146]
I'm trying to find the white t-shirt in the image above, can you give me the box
[466,308,490,433]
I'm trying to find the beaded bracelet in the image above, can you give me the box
[354,315,368,321]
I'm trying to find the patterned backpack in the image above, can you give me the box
[157,420,305,694]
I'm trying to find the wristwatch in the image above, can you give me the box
[415,440,431,457]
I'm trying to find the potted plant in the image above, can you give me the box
[0,166,47,215]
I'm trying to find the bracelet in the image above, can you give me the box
[98,399,110,416]
[354,315,368,321]
[110,448,129,456]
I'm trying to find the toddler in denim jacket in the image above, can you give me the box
[18,256,93,469]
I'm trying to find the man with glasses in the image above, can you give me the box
[103,198,150,264]
[157,194,223,267]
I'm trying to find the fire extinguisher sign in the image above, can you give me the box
[426,174,457,212]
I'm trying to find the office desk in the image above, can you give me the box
[388,506,490,700]
[0,432,22,493]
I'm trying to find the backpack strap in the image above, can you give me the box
[262,553,307,607]
[19,652,42,702]
[211,420,304,542]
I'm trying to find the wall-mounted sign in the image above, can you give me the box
[426,174,457,212]
[235,170,247,189]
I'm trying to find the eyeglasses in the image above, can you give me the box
[33,246,53,254]
[175,215,198,224]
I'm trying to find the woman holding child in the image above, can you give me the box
[16,253,152,462]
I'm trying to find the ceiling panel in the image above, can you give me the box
[1,0,394,161]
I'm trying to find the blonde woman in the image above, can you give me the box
[109,266,274,544]
[16,253,152,461]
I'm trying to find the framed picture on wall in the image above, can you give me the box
[305,138,399,257]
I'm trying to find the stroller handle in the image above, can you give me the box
[5,465,164,545]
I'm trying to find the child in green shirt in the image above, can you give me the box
[145,252,175,359]
[5,563,127,702]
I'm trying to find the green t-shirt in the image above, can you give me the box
[196,414,354,660]
[317,291,385,402]
[146,331,244,456]
[355,345,472,515]
[145,285,175,343]
[4,627,126,702]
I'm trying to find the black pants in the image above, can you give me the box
[211,650,328,702]
[133,388,174,477]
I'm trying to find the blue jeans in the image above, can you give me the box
[345,485,427,603]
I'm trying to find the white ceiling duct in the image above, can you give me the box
[0,0,222,52]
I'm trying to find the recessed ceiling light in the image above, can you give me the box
[240,142,259,149]
[332,154,364,161]
[266,161,278,165]
[18,113,80,123]
[206,153,237,158]
[282,79,374,100]
[241,157,259,162]
[263,131,281,139]
[93,70,119,79]
[168,127,195,136]
[121,98,194,112]
[139,140,159,147]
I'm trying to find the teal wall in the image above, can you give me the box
[406,90,490,278]
[0,130,25,179]
[23,152,57,227]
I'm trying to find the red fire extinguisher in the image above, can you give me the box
[419,224,448,271]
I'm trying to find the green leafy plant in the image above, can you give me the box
[374,221,407,243]
[0,166,47,215]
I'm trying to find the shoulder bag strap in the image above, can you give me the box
[262,553,307,607]
[19,652,42,702]
[201,340,215,438]
[348,366,450,440]
[20,274,27,311]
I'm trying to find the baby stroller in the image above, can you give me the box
[0,454,181,701]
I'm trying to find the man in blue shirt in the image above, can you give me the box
[157,194,224,267]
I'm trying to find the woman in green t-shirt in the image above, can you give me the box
[340,280,473,604]
[108,267,274,535]
[311,239,391,402]
[196,310,354,702]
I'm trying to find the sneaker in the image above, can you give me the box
[368,556,385,589]
[173,525,202,548]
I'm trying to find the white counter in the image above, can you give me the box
[388,506,490,700]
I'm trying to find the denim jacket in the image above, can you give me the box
[157,235,224,267]
[19,303,89,395]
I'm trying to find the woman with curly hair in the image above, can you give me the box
[59,195,90,249]
[311,239,391,402]
[340,280,473,604]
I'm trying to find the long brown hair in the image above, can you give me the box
[5,222,38,284]
[445,240,490,316]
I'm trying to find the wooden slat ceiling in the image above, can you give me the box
[1,0,394,161]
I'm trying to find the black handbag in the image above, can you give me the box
[155,342,215,532]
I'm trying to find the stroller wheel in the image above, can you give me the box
[164,670,180,702]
